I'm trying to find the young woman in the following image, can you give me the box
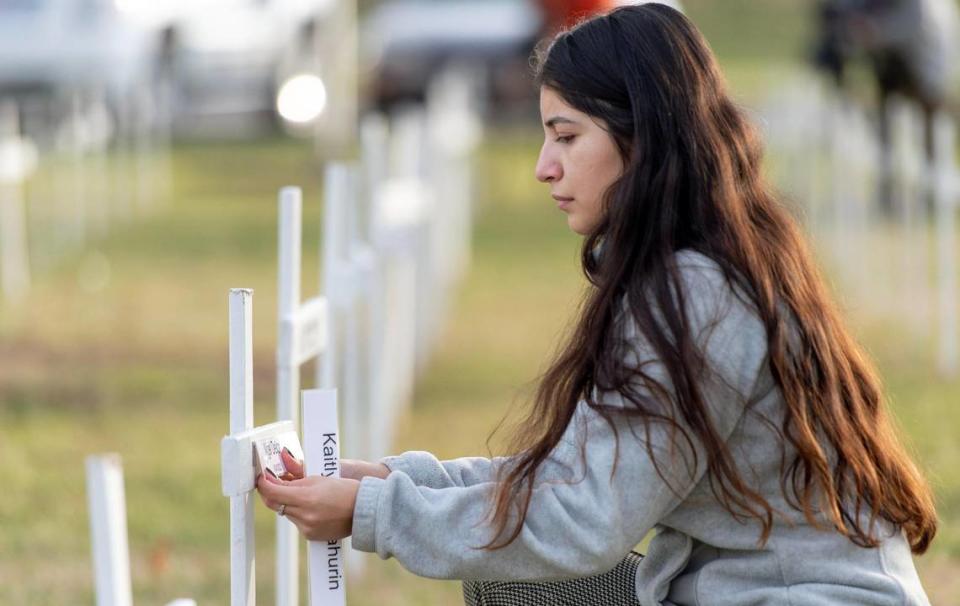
[257,4,937,604]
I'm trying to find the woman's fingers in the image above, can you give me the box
[255,478,317,535]
[277,503,306,522]
[257,471,308,508]
[280,448,304,479]
[255,474,307,519]
[255,474,281,511]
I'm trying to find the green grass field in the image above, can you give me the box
[2,1,958,603]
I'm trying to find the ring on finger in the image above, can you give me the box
[278,503,287,517]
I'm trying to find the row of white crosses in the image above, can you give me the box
[275,93,480,603]
[225,89,480,604]
[82,63,480,604]
[761,72,959,377]
[51,89,173,248]
[0,90,171,304]
[82,161,453,605]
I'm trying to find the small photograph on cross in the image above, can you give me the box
[254,431,305,483]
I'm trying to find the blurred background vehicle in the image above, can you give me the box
[0,0,173,147]
[360,0,684,119]
[2,0,689,141]
[152,0,344,137]
[0,0,354,143]
[361,0,544,118]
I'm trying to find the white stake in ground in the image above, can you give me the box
[86,454,133,606]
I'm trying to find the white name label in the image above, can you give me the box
[302,389,347,606]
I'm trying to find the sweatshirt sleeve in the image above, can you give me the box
[351,253,769,581]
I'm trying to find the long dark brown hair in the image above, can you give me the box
[479,4,936,555]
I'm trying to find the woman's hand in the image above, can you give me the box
[277,449,389,482]
[255,449,390,542]
[257,470,360,542]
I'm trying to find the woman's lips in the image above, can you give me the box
[552,195,573,210]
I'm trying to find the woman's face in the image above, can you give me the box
[535,86,624,235]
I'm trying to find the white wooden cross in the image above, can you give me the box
[235,168,392,597]
[246,104,480,601]
[264,172,383,601]
[222,288,348,606]
[223,288,257,606]
[275,185,330,606]
[276,168,377,598]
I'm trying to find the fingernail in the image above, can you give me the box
[265,468,277,478]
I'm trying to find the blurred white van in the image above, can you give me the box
[156,0,340,135]
[0,0,170,141]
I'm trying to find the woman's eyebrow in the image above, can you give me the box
[544,116,577,128]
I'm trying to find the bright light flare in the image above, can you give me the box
[276,74,327,124]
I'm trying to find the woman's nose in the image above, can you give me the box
[535,148,561,183]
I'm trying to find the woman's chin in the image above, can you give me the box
[567,216,592,236]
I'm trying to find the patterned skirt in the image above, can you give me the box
[462,551,644,606]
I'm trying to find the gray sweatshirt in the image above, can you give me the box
[350,250,931,605]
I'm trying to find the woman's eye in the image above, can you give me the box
[556,135,575,144]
